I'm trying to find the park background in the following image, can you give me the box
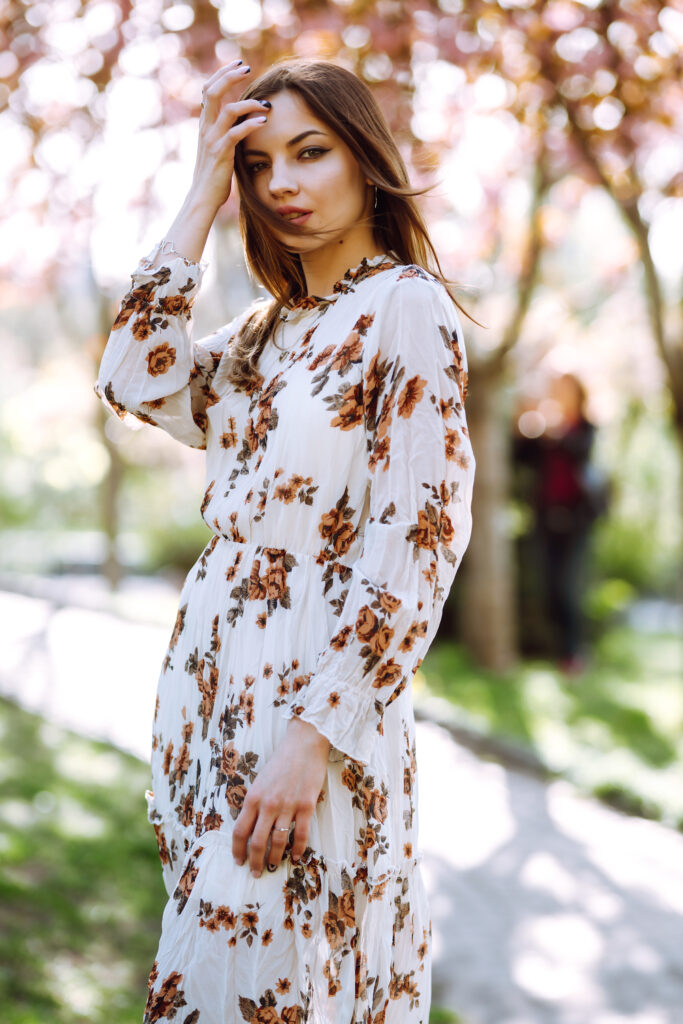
[0,1,682,1022]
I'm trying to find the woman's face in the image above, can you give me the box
[241,89,372,254]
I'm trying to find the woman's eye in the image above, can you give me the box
[300,147,329,160]
[247,162,267,174]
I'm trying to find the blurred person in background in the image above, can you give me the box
[513,373,608,675]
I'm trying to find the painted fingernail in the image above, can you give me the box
[260,100,271,108]
[256,116,267,123]
[242,65,251,73]
[266,862,277,872]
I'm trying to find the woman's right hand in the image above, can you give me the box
[189,61,269,214]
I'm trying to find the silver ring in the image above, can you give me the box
[273,826,290,832]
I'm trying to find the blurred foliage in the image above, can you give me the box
[0,696,165,1024]
[418,625,683,829]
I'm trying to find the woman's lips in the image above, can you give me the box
[279,211,312,225]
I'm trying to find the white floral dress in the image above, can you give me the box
[95,245,475,1024]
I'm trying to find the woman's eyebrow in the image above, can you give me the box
[243,129,329,157]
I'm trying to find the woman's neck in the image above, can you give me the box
[299,230,384,298]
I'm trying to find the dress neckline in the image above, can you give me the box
[282,252,400,318]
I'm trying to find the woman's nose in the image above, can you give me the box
[268,159,298,197]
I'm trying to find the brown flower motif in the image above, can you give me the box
[329,624,353,650]
[173,743,190,775]
[397,374,426,418]
[378,590,401,615]
[415,508,439,550]
[253,1007,281,1024]
[203,809,224,832]
[330,329,363,371]
[226,777,247,813]
[439,509,455,545]
[159,294,188,316]
[364,787,388,823]
[169,606,186,650]
[153,824,170,865]
[132,316,153,342]
[264,562,288,601]
[369,622,394,657]
[307,343,336,370]
[144,969,186,1022]
[323,913,344,950]
[372,658,403,690]
[221,743,240,774]
[331,383,364,430]
[146,342,177,377]
[444,426,462,460]
[338,889,356,928]
[354,605,378,643]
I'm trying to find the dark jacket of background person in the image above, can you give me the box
[516,415,599,533]
[512,375,609,668]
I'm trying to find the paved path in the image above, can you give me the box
[1,582,682,1024]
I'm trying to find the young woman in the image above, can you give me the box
[96,58,476,1024]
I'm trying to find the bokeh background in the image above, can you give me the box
[1,2,682,1022]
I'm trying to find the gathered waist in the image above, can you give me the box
[200,530,359,574]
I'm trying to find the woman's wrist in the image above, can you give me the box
[139,190,218,271]
[286,715,331,754]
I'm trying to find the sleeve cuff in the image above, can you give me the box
[282,682,378,767]
[134,239,209,281]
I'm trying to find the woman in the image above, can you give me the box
[96,58,476,1024]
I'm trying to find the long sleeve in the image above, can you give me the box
[94,244,237,449]
[283,271,476,765]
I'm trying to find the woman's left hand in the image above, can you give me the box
[232,717,331,876]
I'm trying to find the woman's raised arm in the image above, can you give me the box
[94,61,270,447]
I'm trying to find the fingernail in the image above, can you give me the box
[242,66,251,73]
[235,857,244,866]
[230,59,243,67]
[256,116,267,123]
[260,100,271,108]
[251,868,260,878]
[266,862,277,872]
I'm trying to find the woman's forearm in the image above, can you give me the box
[142,189,219,271]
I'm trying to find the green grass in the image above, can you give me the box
[429,1009,466,1023]
[418,625,683,828]
[0,696,165,1024]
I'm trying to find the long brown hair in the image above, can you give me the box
[225,58,479,392]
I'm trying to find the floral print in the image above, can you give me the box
[95,247,475,1022]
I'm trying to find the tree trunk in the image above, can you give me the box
[460,365,518,672]
[456,151,551,671]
